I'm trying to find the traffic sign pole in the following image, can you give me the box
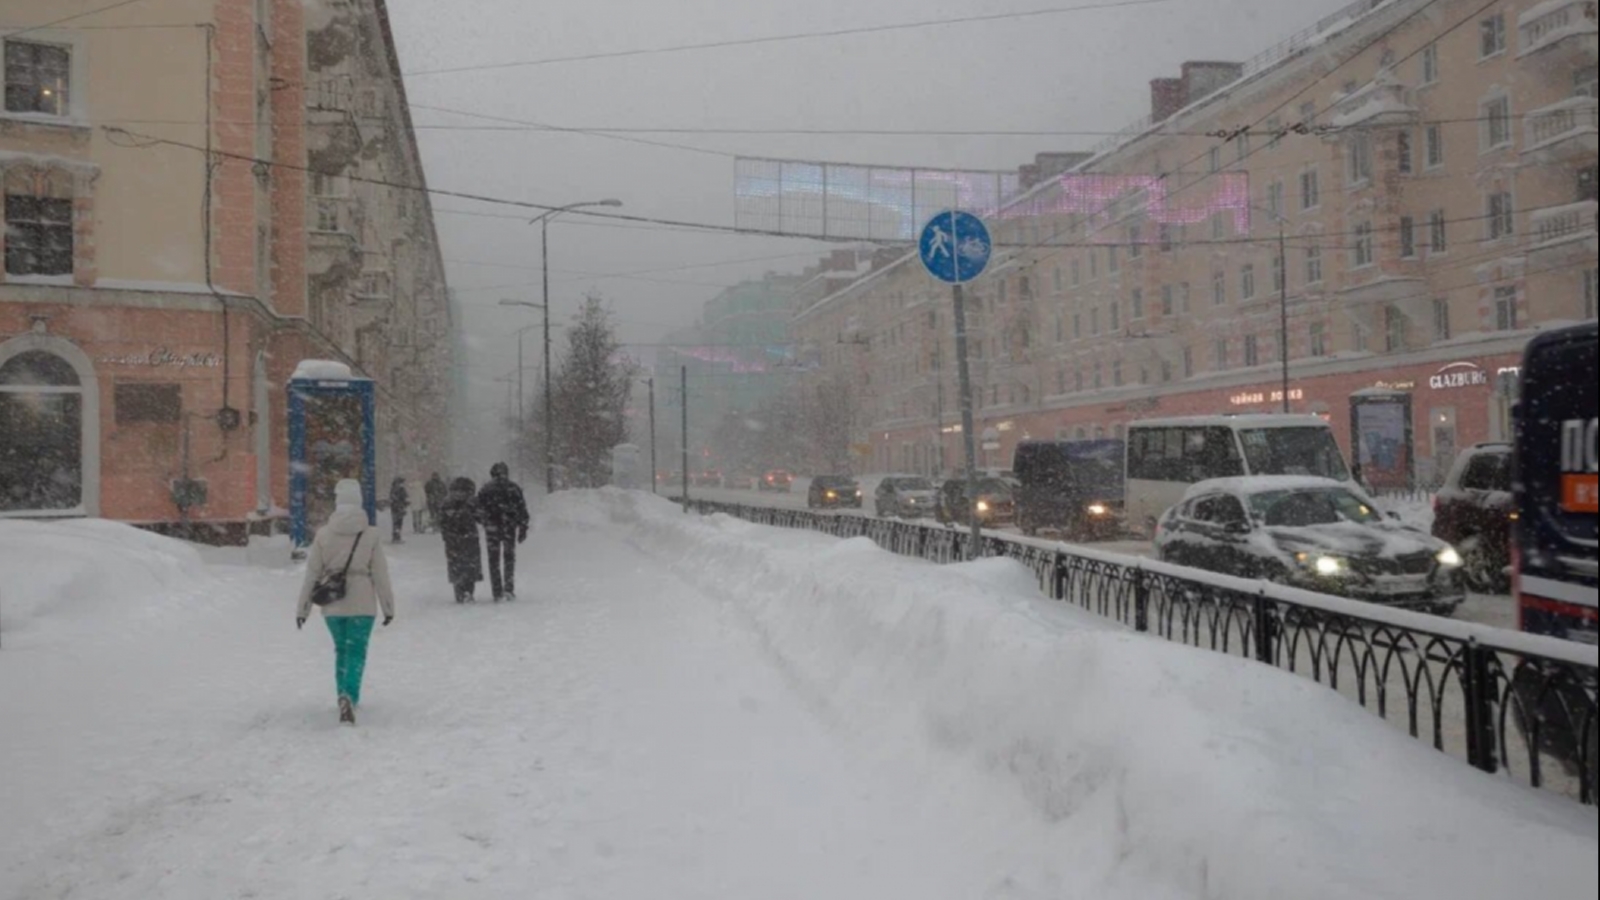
[951,277,983,560]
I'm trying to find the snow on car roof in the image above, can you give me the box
[1128,414,1332,430]
[1183,476,1360,503]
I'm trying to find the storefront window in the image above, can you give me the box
[0,350,84,512]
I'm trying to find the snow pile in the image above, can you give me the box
[0,519,217,642]
[289,359,356,381]
[546,489,1599,900]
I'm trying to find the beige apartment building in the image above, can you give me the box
[795,0,1597,486]
[0,0,452,539]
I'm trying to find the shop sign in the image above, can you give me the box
[1429,362,1491,391]
[1229,388,1305,406]
[1373,380,1417,392]
[98,348,222,370]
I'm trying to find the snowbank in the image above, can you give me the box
[0,519,217,642]
[289,359,356,381]
[545,489,1598,900]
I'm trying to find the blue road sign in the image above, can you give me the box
[920,210,992,284]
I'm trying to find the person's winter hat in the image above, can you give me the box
[335,479,364,510]
[491,462,510,480]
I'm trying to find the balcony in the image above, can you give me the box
[1528,201,1598,261]
[1518,0,1598,61]
[1523,97,1599,160]
[1329,81,1418,130]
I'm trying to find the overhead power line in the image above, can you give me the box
[401,0,1180,78]
[2,0,157,39]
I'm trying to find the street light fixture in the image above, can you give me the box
[513,199,624,495]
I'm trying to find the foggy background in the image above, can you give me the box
[378,0,1338,471]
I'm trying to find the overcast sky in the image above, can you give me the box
[380,0,1338,443]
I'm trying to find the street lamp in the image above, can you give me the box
[517,199,624,495]
[1251,204,1294,414]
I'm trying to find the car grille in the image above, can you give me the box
[1352,553,1435,577]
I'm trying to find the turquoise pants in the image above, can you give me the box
[324,616,376,706]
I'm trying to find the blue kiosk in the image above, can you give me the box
[288,362,377,550]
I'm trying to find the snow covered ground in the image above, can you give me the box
[1,500,1595,900]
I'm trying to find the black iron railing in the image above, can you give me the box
[685,500,1599,806]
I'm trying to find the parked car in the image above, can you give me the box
[725,472,760,491]
[759,470,794,493]
[809,475,863,510]
[1014,439,1126,540]
[1433,443,1514,594]
[936,476,1018,528]
[1156,476,1466,614]
[876,476,938,519]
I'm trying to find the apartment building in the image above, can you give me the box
[0,0,452,539]
[795,0,1597,485]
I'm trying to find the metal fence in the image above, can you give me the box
[686,500,1599,807]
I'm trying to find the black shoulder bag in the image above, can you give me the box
[311,532,364,607]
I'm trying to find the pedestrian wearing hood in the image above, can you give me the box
[388,476,410,544]
[296,479,395,726]
[477,462,530,602]
[439,476,485,604]
[424,472,447,534]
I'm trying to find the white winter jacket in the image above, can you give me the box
[296,509,396,620]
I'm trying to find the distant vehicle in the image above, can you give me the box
[1156,476,1465,615]
[1014,439,1126,540]
[760,470,794,493]
[725,472,760,491]
[875,476,937,519]
[808,476,863,510]
[1514,321,1598,644]
[1126,415,1351,537]
[936,476,1018,528]
[692,469,724,489]
[1433,443,1514,594]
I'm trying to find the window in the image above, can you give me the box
[1421,125,1444,170]
[1483,96,1512,149]
[1235,131,1250,162]
[1310,321,1328,357]
[1071,259,1082,286]
[1353,221,1375,268]
[1300,168,1320,210]
[1093,363,1103,389]
[1354,323,1369,353]
[1162,285,1175,316]
[1127,227,1143,259]
[1585,268,1597,320]
[1488,192,1514,240]
[1580,65,1599,99]
[1159,223,1176,253]
[1422,43,1439,84]
[1161,361,1173,384]
[1211,212,1226,240]
[1108,245,1120,274]
[4,172,74,278]
[1480,14,1506,59]
[1494,286,1519,330]
[1212,270,1227,306]
[1131,289,1145,319]
[1180,282,1192,314]
[1091,307,1101,335]
[1213,339,1229,371]
[1385,306,1406,352]
[115,383,181,426]
[1209,147,1221,173]
[1090,249,1099,279]
[0,350,85,513]
[1073,312,1082,339]
[1399,216,1417,258]
[1270,253,1285,295]
[1113,361,1124,387]
[1299,101,1317,130]
[1347,133,1373,184]
[1075,370,1084,392]
[1110,301,1121,331]
[1183,347,1194,377]
[1242,264,1256,300]
[1432,298,1452,341]
[3,40,71,117]
[1266,116,1282,150]
[1244,335,1260,367]
[1053,267,1063,293]
[1306,245,1324,284]
[1430,210,1448,253]
[1397,131,1414,174]
[1267,180,1284,217]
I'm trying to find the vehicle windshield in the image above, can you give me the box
[1249,489,1382,527]
[893,478,934,492]
[1239,428,1350,481]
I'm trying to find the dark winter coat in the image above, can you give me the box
[390,480,410,514]
[438,479,484,586]
[424,475,447,510]
[476,476,531,538]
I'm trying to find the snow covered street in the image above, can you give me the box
[2,493,1596,899]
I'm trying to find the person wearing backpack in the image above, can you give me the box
[297,479,396,726]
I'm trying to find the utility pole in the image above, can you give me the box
[681,366,690,514]
[952,281,982,560]
[1278,222,1291,414]
[648,378,659,495]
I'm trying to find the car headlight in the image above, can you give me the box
[1437,546,1464,568]
[1297,552,1348,577]
[826,491,838,499]
[977,500,991,513]
[1087,503,1110,517]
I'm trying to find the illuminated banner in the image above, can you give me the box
[1001,173,1253,240]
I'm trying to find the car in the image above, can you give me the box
[759,470,794,493]
[1156,476,1467,615]
[1432,443,1514,594]
[808,475,863,510]
[1013,439,1126,541]
[875,476,938,519]
[724,472,759,491]
[692,469,724,488]
[936,475,1018,528]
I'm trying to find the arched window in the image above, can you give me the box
[0,349,85,512]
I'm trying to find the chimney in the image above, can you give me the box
[1151,77,1187,122]
[1036,152,1090,178]
[1181,61,1245,105]
[1019,163,1042,190]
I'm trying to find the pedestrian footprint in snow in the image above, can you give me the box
[297,479,397,726]
[439,476,486,604]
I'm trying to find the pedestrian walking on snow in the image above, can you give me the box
[477,462,530,602]
[388,476,410,544]
[424,472,447,534]
[439,476,485,604]
[297,479,396,726]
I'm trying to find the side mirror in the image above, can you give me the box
[1225,520,1252,536]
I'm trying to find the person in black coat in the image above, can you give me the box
[476,462,530,602]
[438,477,484,604]
[424,473,447,533]
[388,476,410,544]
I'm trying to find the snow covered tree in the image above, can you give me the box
[542,297,640,488]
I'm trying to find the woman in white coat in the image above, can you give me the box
[297,480,396,725]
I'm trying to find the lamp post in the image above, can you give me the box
[1250,204,1294,414]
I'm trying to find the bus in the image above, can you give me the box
[1514,322,1598,644]
[1125,415,1350,535]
